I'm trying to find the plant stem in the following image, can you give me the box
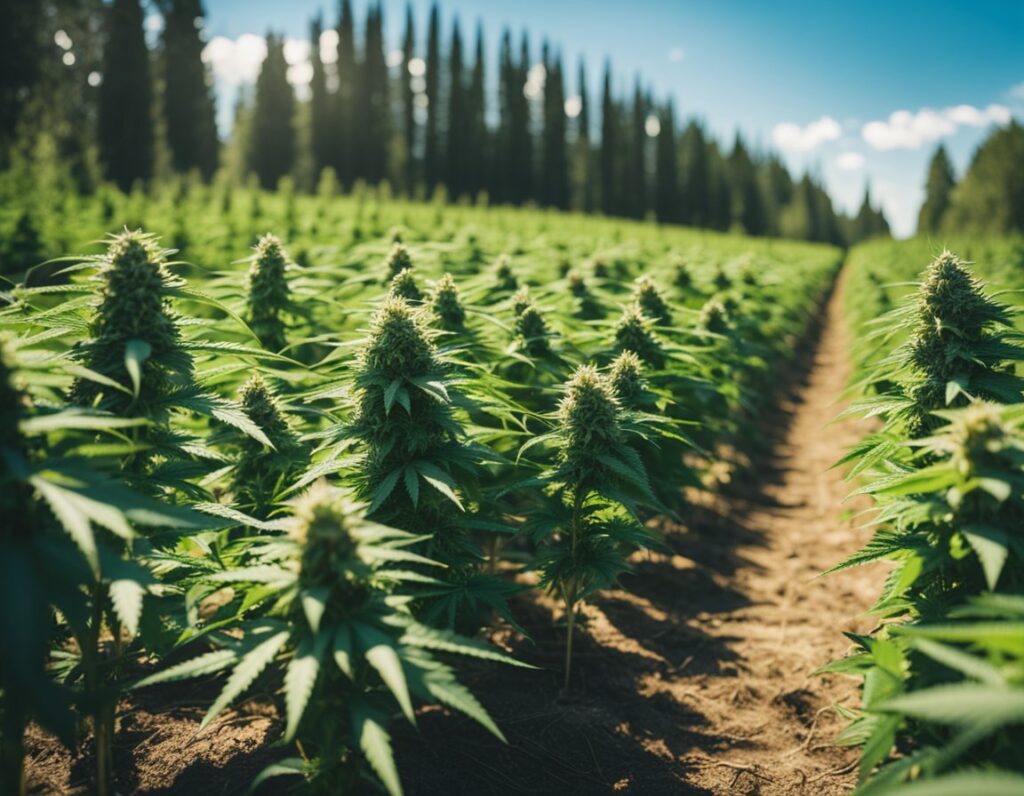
[0,705,26,796]
[84,580,112,796]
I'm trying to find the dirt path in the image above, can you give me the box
[26,269,882,795]
[673,267,880,793]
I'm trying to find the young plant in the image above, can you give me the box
[633,275,672,326]
[384,243,413,283]
[137,482,525,795]
[527,365,662,689]
[613,303,665,369]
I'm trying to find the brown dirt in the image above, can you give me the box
[24,269,882,795]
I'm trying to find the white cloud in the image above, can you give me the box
[283,39,310,66]
[202,34,267,85]
[772,116,841,152]
[836,151,865,171]
[862,104,1011,150]
[669,47,685,63]
[1010,81,1024,101]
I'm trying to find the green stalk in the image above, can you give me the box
[83,580,112,796]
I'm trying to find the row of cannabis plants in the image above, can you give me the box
[0,220,839,795]
[825,246,1024,794]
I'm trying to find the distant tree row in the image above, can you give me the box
[0,0,895,246]
[918,123,1024,236]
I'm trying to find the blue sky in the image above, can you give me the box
[186,0,1024,236]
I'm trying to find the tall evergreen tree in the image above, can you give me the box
[0,1,43,154]
[308,14,331,181]
[654,101,678,223]
[570,59,593,213]
[851,186,890,242]
[445,17,467,197]
[678,120,708,226]
[400,4,416,192]
[160,0,218,179]
[247,32,295,189]
[599,61,616,216]
[334,0,356,186]
[705,140,732,231]
[542,44,568,209]
[495,29,514,204]
[728,134,766,235]
[758,154,794,236]
[943,122,1024,235]
[515,33,534,203]
[627,81,647,218]
[359,3,389,183]
[467,24,487,199]
[98,0,153,190]
[917,144,956,234]
[424,2,441,191]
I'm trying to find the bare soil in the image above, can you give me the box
[25,269,881,795]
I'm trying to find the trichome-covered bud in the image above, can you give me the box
[71,229,187,410]
[674,262,692,290]
[608,350,645,408]
[511,285,532,318]
[557,365,623,485]
[516,304,551,357]
[247,233,291,351]
[384,243,413,282]
[361,296,435,379]
[614,303,664,368]
[493,254,518,291]
[429,273,466,331]
[633,275,672,325]
[388,268,422,302]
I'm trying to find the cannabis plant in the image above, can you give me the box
[633,275,672,326]
[525,365,662,688]
[0,343,210,796]
[384,243,413,283]
[389,268,422,302]
[428,273,466,331]
[230,373,309,519]
[566,270,604,320]
[137,482,525,796]
[613,303,665,368]
[246,233,292,352]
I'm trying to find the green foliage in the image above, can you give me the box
[139,482,523,796]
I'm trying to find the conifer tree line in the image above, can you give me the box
[18,0,1024,242]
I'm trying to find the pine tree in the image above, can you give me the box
[542,45,568,209]
[424,2,441,191]
[705,140,732,231]
[359,3,389,183]
[571,59,594,213]
[495,29,514,204]
[678,120,708,226]
[160,0,218,179]
[401,4,416,192]
[334,0,356,187]
[728,134,766,235]
[98,0,153,190]
[515,33,534,203]
[445,18,467,198]
[309,14,331,181]
[627,81,647,218]
[467,24,487,199]
[944,122,1024,234]
[248,32,295,189]
[599,61,616,215]
[917,144,955,234]
[654,101,678,223]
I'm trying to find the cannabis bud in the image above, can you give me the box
[385,243,413,282]
[388,268,422,302]
[247,233,291,352]
[699,299,730,335]
[633,275,672,325]
[557,365,623,483]
[430,273,466,331]
[614,303,664,368]
[608,350,645,408]
[71,230,187,411]
[516,304,551,357]
[674,262,692,290]
[511,285,532,318]
[361,296,435,379]
[947,402,1007,479]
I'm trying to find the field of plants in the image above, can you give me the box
[1,180,853,794]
